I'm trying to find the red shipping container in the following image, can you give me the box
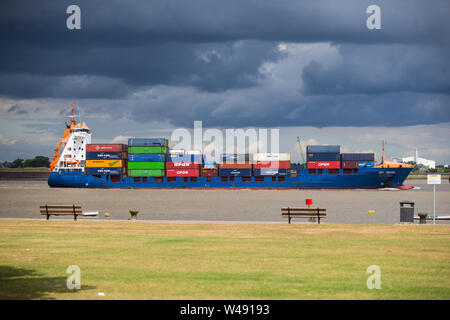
[307,161,340,169]
[86,144,124,152]
[201,169,218,177]
[166,169,199,177]
[166,162,200,169]
[342,161,359,169]
[253,161,291,169]
[219,162,252,169]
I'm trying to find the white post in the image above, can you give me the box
[427,174,440,225]
[433,184,436,225]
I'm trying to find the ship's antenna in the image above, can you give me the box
[71,103,77,126]
[381,140,386,164]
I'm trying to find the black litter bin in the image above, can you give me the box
[400,201,415,223]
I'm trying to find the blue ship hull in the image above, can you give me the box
[48,167,412,189]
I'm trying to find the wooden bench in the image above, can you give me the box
[281,207,327,224]
[40,204,86,221]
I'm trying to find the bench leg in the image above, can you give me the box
[46,213,49,220]
[288,216,291,224]
[74,214,77,221]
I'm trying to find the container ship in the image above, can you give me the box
[48,105,413,189]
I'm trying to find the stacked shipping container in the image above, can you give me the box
[85,144,127,175]
[341,153,375,168]
[127,139,168,177]
[82,140,381,179]
[166,154,201,177]
[252,153,291,176]
[202,161,218,177]
[306,145,341,169]
[219,154,252,177]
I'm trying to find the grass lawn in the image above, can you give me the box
[0,220,449,300]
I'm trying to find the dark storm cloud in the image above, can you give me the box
[2,0,448,45]
[302,44,450,95]
[0,0,449,127]
[0,41,280,97]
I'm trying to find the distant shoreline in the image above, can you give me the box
[0,168,50,179]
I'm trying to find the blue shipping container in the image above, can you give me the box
[167,154,201,162]
[219,168,252,177]
[357,161,375,167]
[128,154,166,162]
[221,154,250,162]
[307,145,340,153]
[307,153,340,161]
[85,167,123,176]
[128,138,168,147]
[253,169,290,176]
[86,152,123,160]
[341,153,375,161]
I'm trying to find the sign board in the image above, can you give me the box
[427,174,441,185]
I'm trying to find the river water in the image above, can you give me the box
[0,179,448,224]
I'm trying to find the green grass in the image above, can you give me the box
[0,220,449,300]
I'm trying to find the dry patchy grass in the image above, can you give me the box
[0,220,449,299]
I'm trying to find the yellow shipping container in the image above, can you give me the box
[85,160,123,168]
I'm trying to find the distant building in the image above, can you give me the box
[402,149,435,169]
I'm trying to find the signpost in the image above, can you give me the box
[427,175,441,224]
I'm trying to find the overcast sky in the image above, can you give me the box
[0,0,449,163]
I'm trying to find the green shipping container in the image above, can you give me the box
[127,161,165,169]
[127,169,165,177]
[128,146,168,154]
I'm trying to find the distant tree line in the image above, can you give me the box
[403,161,450,174]
[11,156,50,168]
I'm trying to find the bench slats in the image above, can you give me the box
[40,210,83,214]
[40,204,83,221]
[281,207,327,224]
[281,208,326,212]
[282,213,326,216]
[40,205,81,209]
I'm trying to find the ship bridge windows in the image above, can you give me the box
[74,129,90,133]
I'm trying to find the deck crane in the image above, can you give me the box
[296,136,306,169]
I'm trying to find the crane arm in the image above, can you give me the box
[297,137,306,164]
[49,138,64,172]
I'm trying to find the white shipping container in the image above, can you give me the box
[253,153,291,161]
